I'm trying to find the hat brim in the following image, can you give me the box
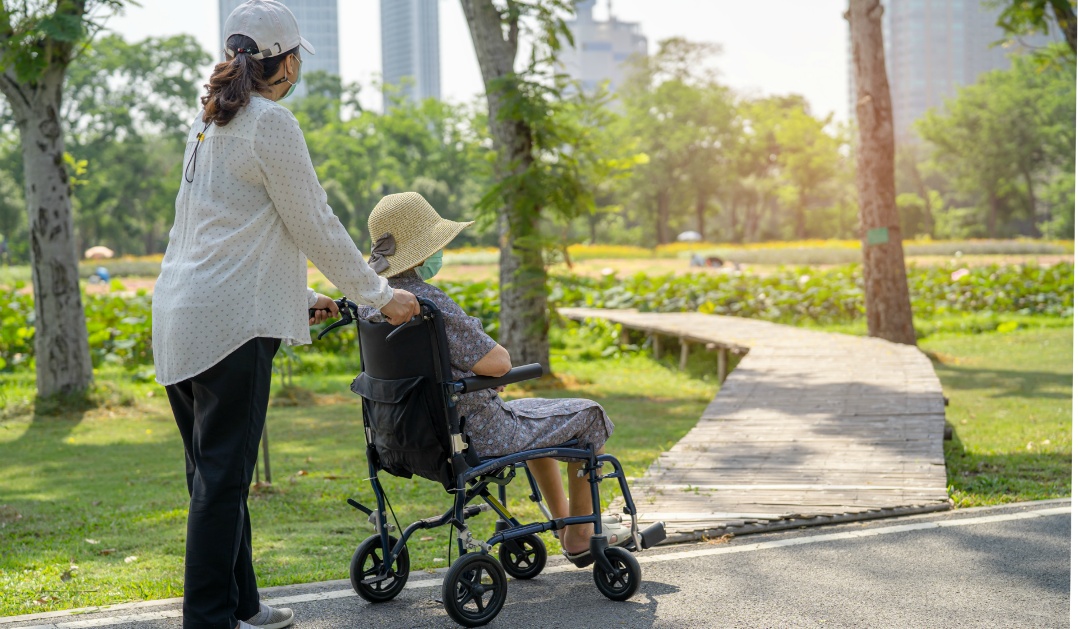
[382,219,473,278]
[300,37,315,55]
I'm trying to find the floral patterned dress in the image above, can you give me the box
[356,271,614,458]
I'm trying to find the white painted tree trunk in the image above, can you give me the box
[4,67,94,395]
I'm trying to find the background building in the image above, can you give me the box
[219,0,340,99]
[847,0,1051,143]
[559,0,648,94]
[380,0,441,109]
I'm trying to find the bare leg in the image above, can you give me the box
[561,460,594,553]
[526,457,568,521]
[562,445,607,554]
[527,454,605,554]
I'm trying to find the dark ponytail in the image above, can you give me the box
[201,34,297,126]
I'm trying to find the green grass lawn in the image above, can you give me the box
[0,343,713,617]
[0,321,1070,617]
[920,327,1072,507]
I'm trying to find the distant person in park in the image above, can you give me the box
[355,192,632,568]
[0,235,7,266]
[151,2,419,629]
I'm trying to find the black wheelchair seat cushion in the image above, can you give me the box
[351,372,454,487]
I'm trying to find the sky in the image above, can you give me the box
[106,0,850,120]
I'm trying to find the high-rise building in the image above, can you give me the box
[559,0,647,94]
[380,0,441,109]
[218,0,340,99]
[848,0,1051,143]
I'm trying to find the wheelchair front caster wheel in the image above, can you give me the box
[498,533,547,580]
[593,546,641,601]
[442,552,507,627]
[350,535,410,603]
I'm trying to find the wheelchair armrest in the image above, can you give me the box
[454,363,544,393]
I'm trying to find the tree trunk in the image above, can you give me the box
[1020,166,1039,237]
[909,159,935,237]
[1051,0,1077,54]
[726,194,740,241]
[987,190,999,238]
[745,199,760,242]
[6,67,94,395]
[461,0,549,371]
[794,191,807,239]
[847,0,916,346]
[695,190,707,238]
[655,190,670,244]
[497,209,548,367]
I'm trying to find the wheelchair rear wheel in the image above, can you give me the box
[592,546,641,601]
[498,533,547,580]
[442,552,507,627]
[350,535,410,603]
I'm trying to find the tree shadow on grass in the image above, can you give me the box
[931,362,1071,400]
[945,429,1071,505]
[10,399,91,446]
[9,380,142,445]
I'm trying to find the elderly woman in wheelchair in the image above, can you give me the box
[317,193,665,626]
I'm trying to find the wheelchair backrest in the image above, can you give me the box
[352,302,459,487]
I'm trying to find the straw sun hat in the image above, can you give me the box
[367,192,473,278]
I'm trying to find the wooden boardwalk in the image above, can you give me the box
[559,308,951,542]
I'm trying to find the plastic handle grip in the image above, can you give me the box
[457,363,544,393]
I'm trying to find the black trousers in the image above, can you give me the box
[166,337,281,629]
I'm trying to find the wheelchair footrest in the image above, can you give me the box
[639,521,667,550]
[347,498,372,516]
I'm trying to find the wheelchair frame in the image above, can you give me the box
[318,297,665,627]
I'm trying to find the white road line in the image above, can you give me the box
[640,484,947,492]
[632,506,1072,566]
[6,506,1069,629]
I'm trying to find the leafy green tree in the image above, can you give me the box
[0,0,127,396]
[989,0,1077,56]
[720,96,785,242]
[288,69,356,128]
[461,0,621,370]
[772,101,844,240]
[917,45,1076,237]
[62,34,209,255]
[893,144,942,238]
[721,95,848,243]
[0,133,24,262]
[620,38,737,244]
[302,92,489,248]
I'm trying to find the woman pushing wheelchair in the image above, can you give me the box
[353,192,632,568]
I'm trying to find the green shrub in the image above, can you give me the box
[1,263,1072,375]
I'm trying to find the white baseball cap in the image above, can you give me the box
[223,0,315,60]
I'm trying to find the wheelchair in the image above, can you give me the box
[317,297,666,627]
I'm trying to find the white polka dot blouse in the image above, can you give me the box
[152,94,393,386]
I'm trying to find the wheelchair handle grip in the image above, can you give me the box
[455,363,544,393]
[385,315,423,342]
[385,299,439,342]
[314,298,359,340]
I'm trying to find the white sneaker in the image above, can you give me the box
[241,603,294,629]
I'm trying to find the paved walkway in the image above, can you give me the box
[2,501,1065,628]
[559,308,951,542]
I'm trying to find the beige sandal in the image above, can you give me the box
[561,516,633,568]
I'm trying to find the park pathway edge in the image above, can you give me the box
[559,308,951,542]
